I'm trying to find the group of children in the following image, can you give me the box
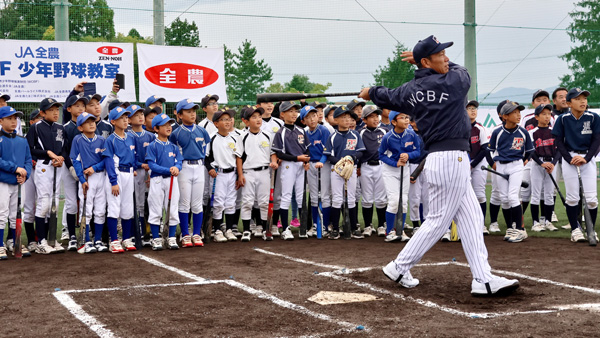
[0,83,597,259]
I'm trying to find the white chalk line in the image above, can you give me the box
[53,292,118,338]
[133,253,207,281]
[254,248,346,270]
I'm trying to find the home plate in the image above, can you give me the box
[308,291,381,305]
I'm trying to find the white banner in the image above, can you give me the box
[0,40,135,102]
[137,44,227,103]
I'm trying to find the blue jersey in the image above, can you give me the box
[103,132,137,186]
[323,129,365,164]
[306,124,330,163]
[272,124,308,157]
[146,139,183,178]
[0,131,32,185]
[70,134,106,184]
[128,129,155,167]
[488,125,534,162]
[378,128,421,167]
[358,127,387,164]
[552,111,600,152]
[369,62,471,153]
[169,124,210,161]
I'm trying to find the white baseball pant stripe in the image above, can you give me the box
[241,169,270,220]
[279,161,305,210]
[359,163,387,209]
[178,162,205,214]
[133,168,147,215]
[148,176,180,226]
[330,166,357,209]
[34,163,62,218]
[409,162,429,222]
[61,165,78,227]
[105,169,135,219]
[23,172,36,223]
[382,164,409,214]
[78,172,107,224]
[562,154,597,208]
[391,151,493,283]
[530,162,556,206]
[470,160,487,204]
[496,160,524,208]
[0,182,18,229]
[307,162,332,208]
[212,171,237,218]
[520,161,532,202]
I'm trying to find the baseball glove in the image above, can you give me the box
[334,156,354,180]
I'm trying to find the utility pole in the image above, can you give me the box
[53,0,71,41]
[153,0,165,45]
[464,0,477,101]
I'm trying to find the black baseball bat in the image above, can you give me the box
[14,183,22,259]
[410,159,426,182]
[343,179,351,239]
[256,92,360,103]
[48,166,58,247]
[481,166,529,188]
[316,168,323,239]
[577,167,596,246]
[300,170,308,238]
[547,171,566,206]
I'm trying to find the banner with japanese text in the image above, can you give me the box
[137,44,227,103]
[0,40,135,102]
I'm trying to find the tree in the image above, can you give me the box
[0,0,54,40]
[372,42,415,88]
[128,28,141,39]
[284,74,331,94]
[228,40,273,102]
[69,0,115,40]
[165,18,200,47]
[42,26,55,40]
[560,1,600,104]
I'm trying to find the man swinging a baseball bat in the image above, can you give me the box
[362,35,520,295]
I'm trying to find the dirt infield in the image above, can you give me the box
[3,234,600,337]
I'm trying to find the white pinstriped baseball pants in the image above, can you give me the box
[390,151,493,283]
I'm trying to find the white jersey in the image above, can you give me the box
[322,121,335,134]
[260,116,283,141]
[234,130,272,170]
[207,132,237,170]
[198,118,218,138]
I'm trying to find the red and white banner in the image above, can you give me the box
[137,44,227,104]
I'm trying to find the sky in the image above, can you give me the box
[107,0,577,103]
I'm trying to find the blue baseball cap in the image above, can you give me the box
[299,105,317,120]
[566,88,590,102]
[109,107,128,121]
[389,110,402,122]
[64,95,89,108]
[76,112,96,127]
[176,98,199,113]
[145,95,165,107]
[413,35,453,65]
[333,105,350,118]
[534,104,553,116]
[0,106,23,119]
[126,104,144,117]
[152,113,175,129]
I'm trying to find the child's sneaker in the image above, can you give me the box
[352,229,364,239]
[167,237,179,250]
[290,218,300,227]
[27,241,38,253]
[241,231,252,242]
[441,230,451,242]
[180,234,193,248]
[362,226,373,237]
[328,230,340,240]
[400,231,411,242]
[307,225,317,237]
[95,241,109,252]
[225,229,237,241]
[545,221,558,231]
[489,222,500,233]
[253,226,263,238]
[385,230,400,242]
[60,228,69,241]
[67,236,78,251]
[79,241,97,254]
[122,238,137,251]
[20,245,31,257]
[152,238,164,251]
[142,236,152,247]
[508,229,528,243]
[531,221,545,232]
[6,239,14,252]
[282,228,294,241]
[277,220,282,228]
[0,247,7,260]
[53,241,65,253]
[232,228,242,238]
[377,226,386,237]
[214,230,227,243]
[271,225,280,237]
[191,234,204,247]
[36,239,54,255]
[110,240,124,253]
[482,225,490,235]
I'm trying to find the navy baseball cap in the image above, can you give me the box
[108,99,130,111]
[346,99,366,111]
[145,95,165,107]
[534,104,553,116]
[84,93,102,103]
[496,99,511,114]
[299,105,317,120]
[467,100,479,108]
[144,106,162,117]
[310,101,327,109]
[212,108,235,122]
[152,113,175,129]
[176,98,199,113]
[532,89,549,102]
[30,109,41,120]
[241,106,264,120]
[566,88,590,102]
[499,101,525,116]
[76,112,96,127]
[126,104,144,117]
[333,106,351,118]
[413,35,454,65]
[324,105,337,117]
[40,98,63,111]
[65,95,89,108]
[0,93,10,101]
[361,105,382,119]
[279,101,301,113]
[109,107,128,121]
[201,94,219,108]
[0,106,22,119]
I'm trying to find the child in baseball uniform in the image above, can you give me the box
[26,98,68,254]
[236,106,279,241]
[467,100,490,234]
[70,112,107,253]
[23,109,42,252]
[357,105,387,237]
[146,113,183,251]
[169,98,210,247]
[487,100,511,233]
[144,106,161,132]
[311,101,327,125]
[488,101,534,243]
[228,113,244,236]
[379,111,421,242]
[323,106,365,240]
[552,88,600,243]
[272,101,310,240]
[0,106,32,259]
[529,104,560,232]
[300,105,331,237]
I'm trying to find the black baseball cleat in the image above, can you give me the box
[471,275,520,296]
